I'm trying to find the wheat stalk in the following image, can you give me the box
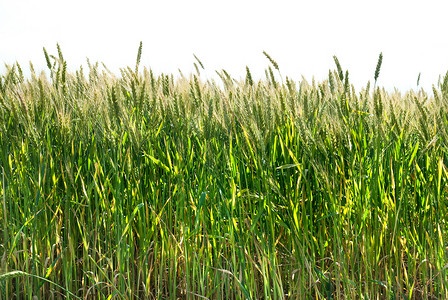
[0,270,81,299]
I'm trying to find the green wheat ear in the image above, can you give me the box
[263,51,279,71]
[344,70,350,93]
[328,70,335,93]
[268,66,277,89]
[57,43,64,64]
[333,55,344,81]
[246,66,253,87]
[135,41,143,75]
[442,71,448,93]
[43,47,52,70]
[193,54,204,70]
[374,52,383,84]
[16,62,24,82]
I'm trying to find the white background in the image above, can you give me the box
[1,0,448,92]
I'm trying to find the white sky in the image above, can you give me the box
[1,0,448,92]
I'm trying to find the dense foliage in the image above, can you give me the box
[1,46,448,299]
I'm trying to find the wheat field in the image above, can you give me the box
[0,44,447,299]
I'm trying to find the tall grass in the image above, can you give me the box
[0,45,447,299]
